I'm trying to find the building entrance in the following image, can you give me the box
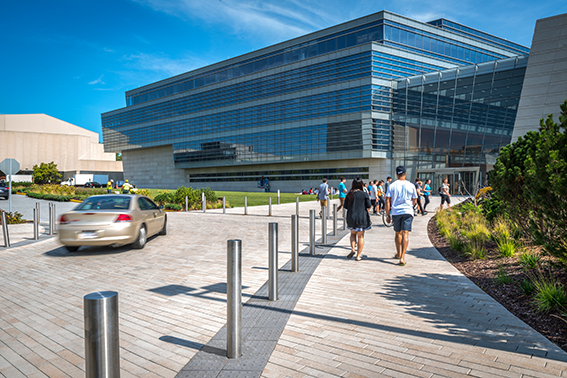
[416,167,480,196]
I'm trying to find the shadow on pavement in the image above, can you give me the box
[159,336,204,352]
[43,235,160,257]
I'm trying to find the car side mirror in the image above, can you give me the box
[159,205,164,209]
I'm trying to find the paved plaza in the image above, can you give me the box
[1,195,567,377]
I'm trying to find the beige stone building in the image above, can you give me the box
[0,114,122,180]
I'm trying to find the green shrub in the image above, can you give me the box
[520,278,535,296]
[164,203,182,211]
[533,276,567,312]
[490,101,567,264]
[154,192,174,205]
[11,181,34,187]
[202,187,217,202]
[136,188,151,197]
[174,186,200,208]
[492,215,511,241]
[26,192,72,202]
[519,250,541,269]
[0,211,26,224]
[447,234,463,252]
[75,187,105,196]
[497,239,516,257]
[481,195,506,223]
[463,243,486,260]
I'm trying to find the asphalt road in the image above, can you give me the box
[0,193,78,222]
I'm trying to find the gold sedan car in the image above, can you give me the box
[58,195,167,252]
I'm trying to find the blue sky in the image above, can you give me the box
[1,0,565,141]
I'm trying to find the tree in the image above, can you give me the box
[32,162,62,184]
[116,153,122,161]
[490,100,567,263]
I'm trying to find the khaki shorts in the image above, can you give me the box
[319,199,328,207]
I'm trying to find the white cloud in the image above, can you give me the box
[131,0,337,41]
[88,75,105,85]
[122,52,208,77]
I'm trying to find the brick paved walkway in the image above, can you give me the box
[2,195,567,377]
[261,198,567,378]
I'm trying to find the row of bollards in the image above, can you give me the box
[82,199,344,374]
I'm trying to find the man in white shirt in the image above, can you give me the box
[385,166,418,266]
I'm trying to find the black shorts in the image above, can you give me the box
[392,214,413,232]
[440,194,451,205]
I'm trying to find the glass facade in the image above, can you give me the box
[101,10,529,186]
[392,55,528,191]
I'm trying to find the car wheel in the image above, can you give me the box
[132,225,147,249]
[159,217,167,235]
[65,246,80,252]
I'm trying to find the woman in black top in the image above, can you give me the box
[344,177,372,261]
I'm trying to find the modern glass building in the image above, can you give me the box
[392,55,528,194]
[101,10,529,191]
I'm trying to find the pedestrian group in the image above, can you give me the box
[316,166,447,266]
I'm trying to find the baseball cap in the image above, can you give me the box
[396,166,406,175]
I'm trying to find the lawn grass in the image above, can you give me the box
[142,189,319,207]
[215,191,318,207]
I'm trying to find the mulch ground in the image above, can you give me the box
[427,217,567,352]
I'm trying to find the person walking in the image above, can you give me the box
[423,179,432,212]
[344,177,372,261]
[414,178,426,215]
[385,166,418,266]
[384,176,392,197]
[439,178,451,210]
[369,179,378,215]
[337,176,347,211]
[377,180,385,213]
[317,178,329,218]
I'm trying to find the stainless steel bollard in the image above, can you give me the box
[309,210,315,255]
[223,196,226,214]
[296,197,299,216]
[36,202,40,223]
[33,208,39,240]
[321,206,327,244]
[202,192,206,213]
[333,204,338,236]
[2,212,10,248]
[186,196,189,212]
[227,240,242,359]
[268,197,272,216]
[84,291,120,378]
[277,190,280,205]
[244,197,247,215]
[52,203,57,234]
[291,215,299,272]
[268,222,278,301]
[342,207,346,230]
[48,204,53,235]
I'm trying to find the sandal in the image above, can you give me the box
[356,256,363,261]
[347,251,355,259]
[399,262,406,266]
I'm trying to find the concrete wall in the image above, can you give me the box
[122,145,190,189]
[122,144,391,192]
[512,13,567,142]
[0,114,122,175]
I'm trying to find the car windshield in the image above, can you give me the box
[75,196,131,210]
